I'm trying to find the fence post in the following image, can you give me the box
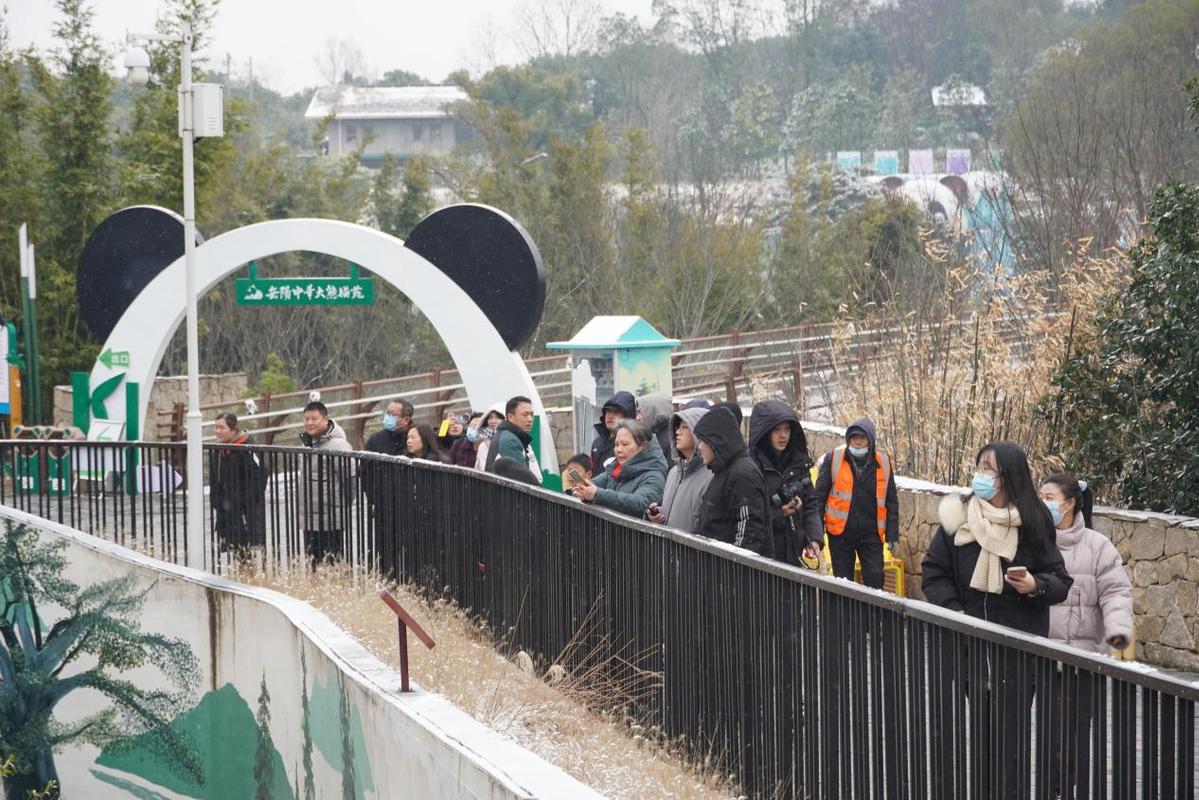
[725,329,741,402]
[347,380,371,449]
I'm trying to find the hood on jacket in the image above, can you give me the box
[845,417,878,451]
[671,407,709,461]
[681,398,711,410]
[497,419,533,447]
[300,419,347,448]
[748,399,809,461]
[693,406,747,472]
[711,401,743,425]
[638,393,673,432]
[595,390,638,438]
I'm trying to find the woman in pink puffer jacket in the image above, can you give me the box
[1040,474,1133,654]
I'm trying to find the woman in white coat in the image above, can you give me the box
[1039,473,1132,654]
[1040,472,1133,799]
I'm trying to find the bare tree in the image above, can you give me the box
[314,37,373,85]
[511,0,604,60]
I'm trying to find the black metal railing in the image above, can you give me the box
[1,439,1194,799]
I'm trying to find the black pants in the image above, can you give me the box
[305,529,345,563]
[828,527,884,589]
[1050,667,1097,798]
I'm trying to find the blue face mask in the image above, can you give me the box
[382,413,398,432]
[848,444,869,458]
[1045,499,1064,526]
[972,472,999,501]
[465,426,481,444]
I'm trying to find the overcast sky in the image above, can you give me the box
[9,0,657,96]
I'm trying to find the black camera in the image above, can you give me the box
[770,481,806,509]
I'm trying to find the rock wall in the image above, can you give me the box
[800,419,1199,671]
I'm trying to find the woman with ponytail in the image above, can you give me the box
[1040,474,1132,653]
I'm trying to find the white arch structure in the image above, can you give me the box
[89,218,557,471]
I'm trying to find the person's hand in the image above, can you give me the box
[573,479,597,502]
[781,496,802,517]
[803,541,820,561]
[1107,634,1130,650]
[1004,570,1038,595]
[646,504,666,525]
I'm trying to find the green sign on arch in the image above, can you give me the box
[235,261,375,306]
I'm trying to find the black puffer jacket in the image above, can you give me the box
[692,408,771,556]
[749,400,822,563]
[814,416,900,544]
[921,494,1073,636]
[590,391,637,473]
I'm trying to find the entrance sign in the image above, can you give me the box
[236,261,375,306]
[87,216,559,474]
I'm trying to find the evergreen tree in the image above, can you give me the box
[24,0,114,413]
[0,11,41,322]
[253,673,274,800]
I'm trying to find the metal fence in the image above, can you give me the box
[183,315,1036,448]
[1,438,1193,799]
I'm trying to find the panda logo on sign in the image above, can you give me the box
[78,203,556,473]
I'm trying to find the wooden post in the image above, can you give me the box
[724,329,741,402]
[347,380,371,449]
[375,583,436,693]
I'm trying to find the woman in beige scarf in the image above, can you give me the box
[920,441,1073,636]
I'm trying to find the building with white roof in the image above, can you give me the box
[304,85,470,162]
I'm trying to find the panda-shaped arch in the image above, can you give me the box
[88,216,558,472]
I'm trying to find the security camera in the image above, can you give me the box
[123,44,151,86]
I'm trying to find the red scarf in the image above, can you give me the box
[611,461,623,481]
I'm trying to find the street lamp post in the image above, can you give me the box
[125,21,221,569]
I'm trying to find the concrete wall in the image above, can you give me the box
[0,507,601,800]
[54,372,249,441]
[800,419,1199,671]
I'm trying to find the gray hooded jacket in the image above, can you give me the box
[638,393,676,469]
[659,407,713,533]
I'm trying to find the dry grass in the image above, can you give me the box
[812,235,1130,485]
[228,558,739,800]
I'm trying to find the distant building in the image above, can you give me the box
[304,85,470,163]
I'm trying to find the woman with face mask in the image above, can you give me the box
[449,412,485,468]
[921,442,1073,799]
[1040,473,1131,799]
[1039,474,1131,653]
[921,441,1073,635]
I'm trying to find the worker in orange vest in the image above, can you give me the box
[814,417,899,588]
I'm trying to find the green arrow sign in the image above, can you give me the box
[236,261,374,307]
[98,348,130,369]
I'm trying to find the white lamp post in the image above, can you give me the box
[124,22,223,570]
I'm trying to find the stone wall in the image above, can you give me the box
[53,373,248,441]
[800,418,1199,671]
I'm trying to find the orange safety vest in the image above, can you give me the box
[823,446,892,540]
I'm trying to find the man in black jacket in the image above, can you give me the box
[692,407,771,556]
[362,398,412,575]
[210,413,268,552]
[749,400,823,564]
[590,391,636,473]
[814,417,899,588]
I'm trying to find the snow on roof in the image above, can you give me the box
[547,316,681,350]
[304,85,468,120]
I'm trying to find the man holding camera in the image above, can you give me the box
[749,400,824,565]
[815,417,899,589]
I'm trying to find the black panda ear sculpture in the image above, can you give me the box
[404,204,545,352]
[78,206,204,342]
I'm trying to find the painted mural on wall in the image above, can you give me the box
[0,520,374,800]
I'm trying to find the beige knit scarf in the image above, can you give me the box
[953,495,1021,594]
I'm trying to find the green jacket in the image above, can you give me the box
[590,440,668,518]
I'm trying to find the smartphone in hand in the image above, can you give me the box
[1005,565,1028,579]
